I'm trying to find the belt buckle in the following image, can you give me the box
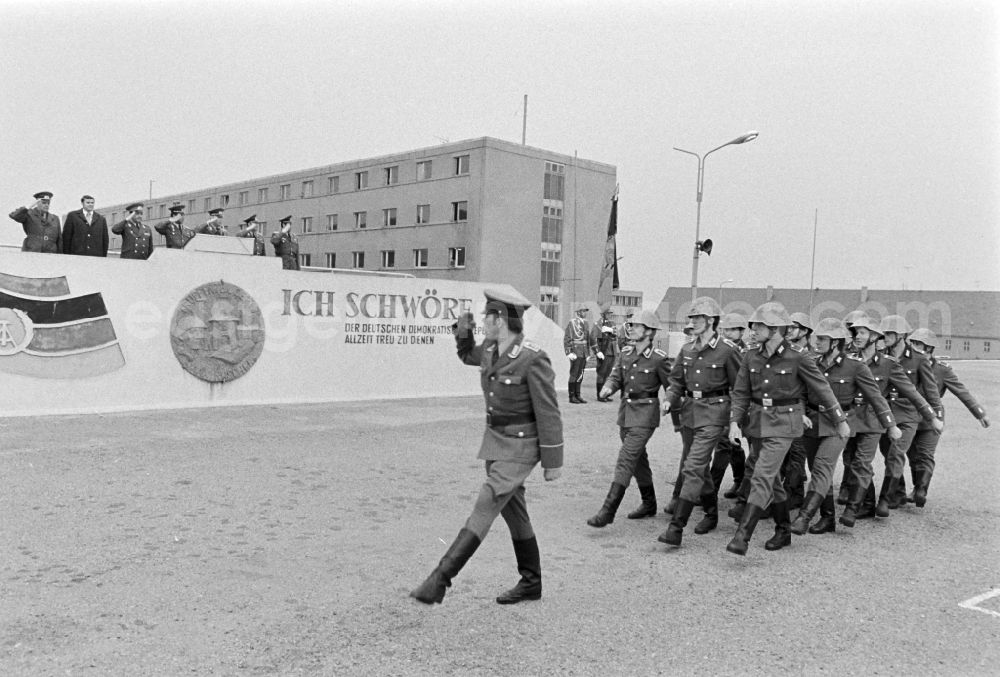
[692,390,703,399]
[486,412,493,426]
[762,397,773,407]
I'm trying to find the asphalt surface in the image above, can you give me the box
[2,362,999,676]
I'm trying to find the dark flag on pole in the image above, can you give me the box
[596,186,620,311]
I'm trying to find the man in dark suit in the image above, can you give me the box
[62,195,109,257]
[9,191,61,253]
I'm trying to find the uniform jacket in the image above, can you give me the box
[457,332,564,469]
[155,220,196,249]
[591,321,619,359]
[604,343,672,428]
[664,333,742,429]
[271,231,300,270]
[9,206,61,253]
[886,346,943,425]
[239,228,266,256]
[807,350,894,437]
[198,221,225,236]
[916,357,987,430]
[62,209,108,256]
[853,350,937,433]
[111,220,154,260]
[563,317,596,358]
[730,339,847,439]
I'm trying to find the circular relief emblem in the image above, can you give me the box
[0,307,34,356]
[170,282,265,383]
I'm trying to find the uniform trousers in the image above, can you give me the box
[465,459,536,541]
[782,436,808,497]
[612,426,656,487]
[878,420,919,479]
[747,436,792,508]
[595,356,615,394]
[677,425,725,503]
[845,432,883,491]
[907,430,940,477]
[801,435,846,498]
[568,354,586,384]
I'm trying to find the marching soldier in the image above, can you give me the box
[411,288,563,606]
[587,310,671,527]
[837,309,871,504]
[111,203,154,260]
[563,305,597,404]
[781,312,815,511]
[238,214,267,256]
[155,204,195,249]
[9,191,61,253]
[657,297,742,546]
[198,208,226,235]
[725,302,849,556]
[270,216,300,270]
[717,313,748,499]
[592,311,619,401]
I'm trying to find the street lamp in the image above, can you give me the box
[719,278,734,308]
[674,131,759,302]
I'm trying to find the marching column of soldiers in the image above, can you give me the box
[8,192,302,269]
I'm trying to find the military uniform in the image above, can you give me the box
[239,229,266,256]
[9,205,61,253]
[111,219,154,260]
[155,219,195,249]
[563,312,596,403]
[591,317,618,400]
[271,227,300,270]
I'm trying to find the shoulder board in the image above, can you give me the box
[788,343,805,353]
[846,353,864,362]
[653,348,667,357]
[882,354,899,363]
[722,338,738,348]
[521,340,540,352]
[936,358,951,368]
[622,345,635,354]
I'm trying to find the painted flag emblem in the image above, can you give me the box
[0,271,125,379]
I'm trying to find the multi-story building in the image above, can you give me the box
[102,137,617,324]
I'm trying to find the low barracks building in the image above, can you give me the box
[102,137,617,324]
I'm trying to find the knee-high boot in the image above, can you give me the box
[496,536,542,604]
[627,484,657,519]
[726,503,764,556]
[664,470,683,514]
[657,498,695,546]
[839,483,869,527]
[808,493,837,534]
[855,480,877,519]
[876,475,898,518]
[411,528,482,604]
[764,501,792,551]
[728,475,751,520]
[913,470,932,507]
[587,483,627,527]
[693,493,719,534]
[790,491,823,535]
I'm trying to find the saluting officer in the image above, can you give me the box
[725,302,849,556]
[9,191,61,253]
[155,204,195,249]
[657,297,742,546]
[563,305,598,404]
[903,328,989,507]
[591,311,619,401]
[111,203,154,260]
[198,208,226,235]
[586,310,672,527]
[238,214,267,256]
[270,215,300,270]
[411,288,563,606]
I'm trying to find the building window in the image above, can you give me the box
[381,250,395,268]
[454,155,470,175]
[300,253,311,267]
[985,341,991,353]
[544,161,565,201]
[238,191,249,206]
[352,251,365,268]
[354,211,367,229]
[384,166,398,186]
[280,184,291,200]
[258,221,267,236]
[326,252,336,268]
[944,339,952,351]
[540,260,561,288]
[257,187,268,203]
[448,247,466,268]
[203,197,212,211]
[326,214,338,231]
[158,204,166,218]
[328,175,340,194]
[301,216,313,234]
[220,194,230,207]
[302,180,313,198]
[187,199,196,212]
[963,340,970,352]
[416,204,430,224]
[452,201,468,222]
[413,248,428,268]
[355,171,368,190]
[382,208,397,227]
[542,205,563,244]
[416,160,432,180]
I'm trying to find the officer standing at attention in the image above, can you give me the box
[725,302,849,556]
[198,208,226,235]
[657,297,742,546]
[111,203,154,260]
[155,204,195,249]
[591,311,619,402]
[411,289,563,606]
[9,191,61,253]
[563,305,598,404]
[270,216,300,270]
[238,215,267,256]
[586,310,672,527]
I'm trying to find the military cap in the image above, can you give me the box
[279,215,292,224]
[719,312,747,330]
[748,301,792,327]
[483,287,532,320]
[813,317,848,340]
[126,202,144,212]
[688,296,722,318]
[575,305,590,315]
[243,214,257,224]
[168,204,185,215]
[849,315,883,335]
[790,312,814,331]
[208,208,224,216]
[879,314,912,335]
[629,309,661,330]
[908,328,939,348]
[33,191,53,200]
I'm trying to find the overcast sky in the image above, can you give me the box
[2,0,997,305]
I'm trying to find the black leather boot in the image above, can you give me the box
[568,383,577,404]
[627,484,657,519]
[726,503,764,556]
[575,383,587,404]
[913,470,932,507]
[839,483,869,527]
[496,536,542,604]
[790,491,823,535]
[657,497,695,546]
[728,476,751,520]
[889,474,906,509]
[856,481,877,519]
[723,479,742,499]
[808,494,837,534]
[587,483,627,527]
[693,493,719,534]
[836,473,853,505]
[411,528,482,604]
[765,501,792,551]
[876,476,898,518]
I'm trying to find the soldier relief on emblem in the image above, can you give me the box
[170,282,265,383]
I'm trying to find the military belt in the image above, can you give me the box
[751,397,799,407]
[685,388,729,399]
[806,403,852,416]
[487,412,536,428]
[625,391,659,400]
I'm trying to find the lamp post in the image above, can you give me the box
[719,278,734,309]
[674,131,759,303]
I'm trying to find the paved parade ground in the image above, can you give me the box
[2,362,998,676]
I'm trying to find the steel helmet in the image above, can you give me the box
[687,296,722,318]
[719,312,747,330]
[790,312,814,332]
[748,301,792,327]
[843,309,867,326]
[630,309,662,330]
[879,314,912,335]
[813,317,849,341]
[908,328,939,348]
[849,315,883,336]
